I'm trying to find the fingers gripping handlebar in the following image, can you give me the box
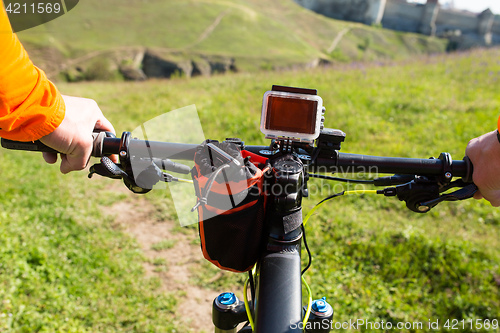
[0,131,119,156]
[1,132,192,194]
[0,132,150,193]
[1,137,60,154]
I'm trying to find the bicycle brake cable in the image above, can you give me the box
[309,173,375,184]
[160,172,193,184]
[244,266,257,331]
[300,224,314,326]
[303,190,379,226]
[302,275,313,328]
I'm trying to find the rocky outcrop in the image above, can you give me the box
[141,51,193,78]
[138,51,237,80]
[55,48,240,81]
[206,56,236,74]
[191,58,212,77]
[119,65,147,81]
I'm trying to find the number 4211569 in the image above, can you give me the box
[5,2,62,14]
[444,319,498,330]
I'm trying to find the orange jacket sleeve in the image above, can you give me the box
[0,2,65,142]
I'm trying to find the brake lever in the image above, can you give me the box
[89,156,151,194]
[386,177,478,213]
[438,179,469,193]
[419,183,478,212]
[88,156,127,179]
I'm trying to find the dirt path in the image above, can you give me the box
[327,27,351,54]
[105,193,224,332]
[185,9,231,49]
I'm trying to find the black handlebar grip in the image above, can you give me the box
[1,132,114,156]
[462,156,474,183]
[1,138,58,153]
[92,132,106,157]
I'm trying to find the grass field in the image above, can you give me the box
[16,0,448,75]
[1,48,500,332]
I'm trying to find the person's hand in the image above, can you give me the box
[39,95,115,174]
[465,130,500,207]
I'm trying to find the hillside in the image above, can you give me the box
[16,0,448,80]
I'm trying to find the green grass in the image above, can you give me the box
[0,155,178,331]
[2,48,500,331]
[16,0,448,75]
[151,240,177,251]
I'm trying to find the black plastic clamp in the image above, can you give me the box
[438,152,453,184]
[462,156,474,183]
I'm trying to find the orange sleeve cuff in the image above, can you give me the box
[0,3,65,142]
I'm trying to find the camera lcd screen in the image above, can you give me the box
[265,96,318,134]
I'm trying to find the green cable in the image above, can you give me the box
[344,190,378,195]
[177,178,193,184]
[302,275,313,327]
[303,190,378,226]
[243,277,255,331]
[244,265,257,331]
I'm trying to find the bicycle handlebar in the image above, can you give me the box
[102,139,470,179]
[243,146,471,180]
[319,154,469,178]
[2,134,472,180]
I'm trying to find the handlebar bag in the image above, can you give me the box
[191,140,269,273]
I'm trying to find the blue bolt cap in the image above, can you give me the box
[312,297,329,313]
[217,292,237,305]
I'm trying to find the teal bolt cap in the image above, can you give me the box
[217,292,237,305]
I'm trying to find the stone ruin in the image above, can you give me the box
[294,0,500,49]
